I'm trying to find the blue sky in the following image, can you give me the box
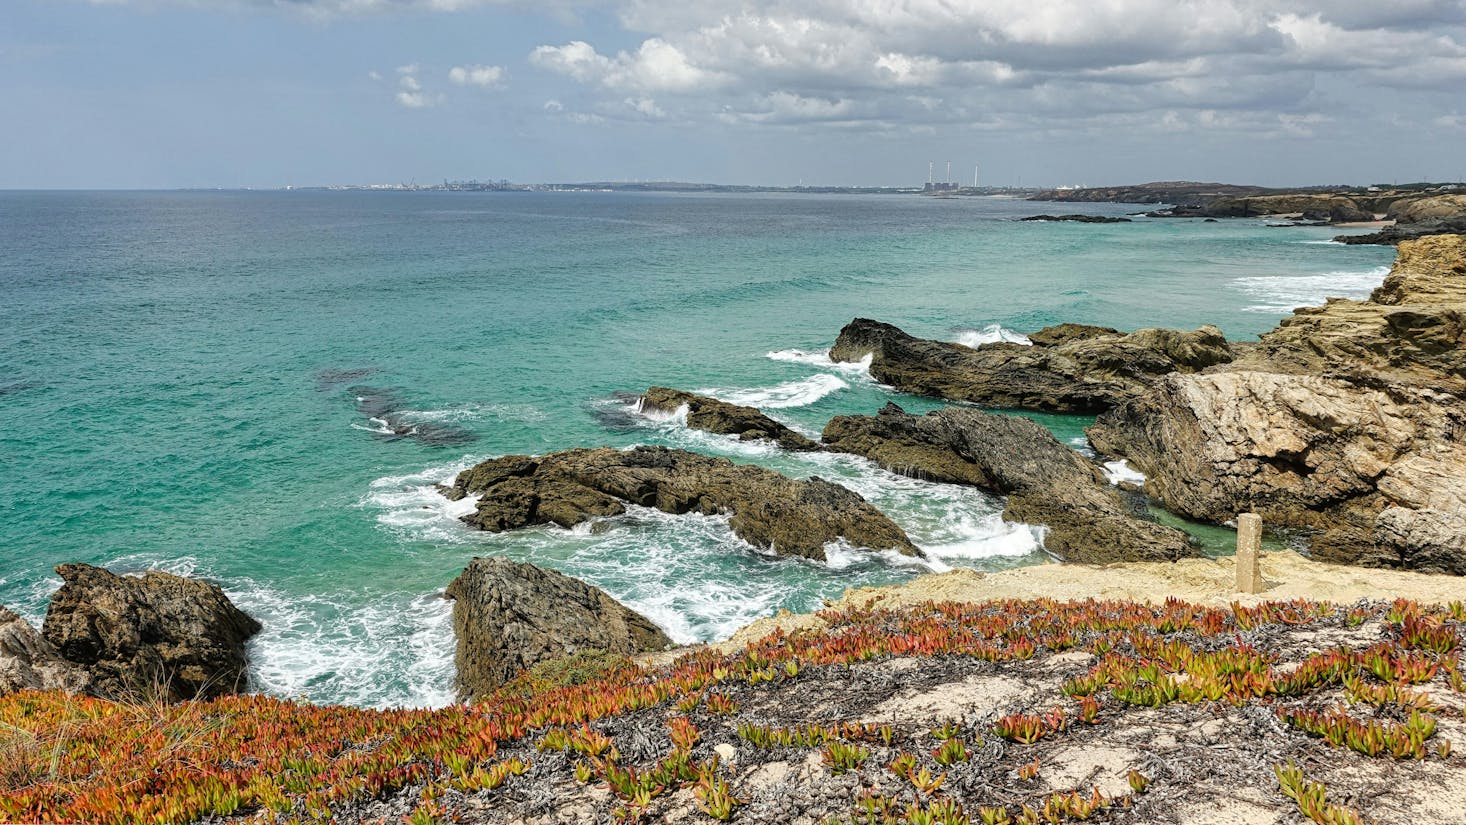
[4,0,1465,188]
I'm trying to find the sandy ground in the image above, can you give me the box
[708,551,1466,654]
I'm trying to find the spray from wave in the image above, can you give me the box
[953,324,1032,348]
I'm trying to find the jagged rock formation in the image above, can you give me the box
[1389,194,1466,223]
[639,387,819,451]
[828,318,1233,413]
[443,446,921,561]
[1089,235,1466,573]
[445,557,672,700]
[0,607,90,696]
[41,563,262,700]
[821,403,1194,564]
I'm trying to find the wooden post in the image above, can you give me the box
[1236,513,1263,594]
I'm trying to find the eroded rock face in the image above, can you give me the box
[828,318,1232,413]
[1090,235,1466,573]
[0,607,90,696]
[639,387,819,451]
[445,557,672,700]
[42,563,262,700]
[444,446,921,561]
[822,403,1195,564]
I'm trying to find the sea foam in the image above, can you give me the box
[1234,266,1389,313]
[707,373,848,409]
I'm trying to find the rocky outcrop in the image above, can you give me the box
[1337,217,1466,246]
[445,557,672,700]
[822,403,1194,564]
[443,446,921,561]
[1089,235,1466,574]
[42,563,262,700]
[1388,195,1466,224]
[0,607,90,696]
[639,387,819,451]
[829,318,1232,413]
[1018,214,1131,223]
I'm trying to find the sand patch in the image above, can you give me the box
[861,674,1030,725]
[1039,744,1143,797]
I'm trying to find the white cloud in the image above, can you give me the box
[520,0,1466,133]
[393,64,442,108]
[531,38,729,92]
[449,64,507,87]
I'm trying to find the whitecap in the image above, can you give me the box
[765,348,874,379]
[238,583,457,710]
[1102,459,1147,486]
[1297,239,1344,245]
[363,457,485,543]
[1234,266,1389,313]
[705,374,848,409]
[954,324,1032,348]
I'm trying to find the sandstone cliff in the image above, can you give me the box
[1090,235,1466,573]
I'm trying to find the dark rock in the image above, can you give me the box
[639,387,820,451]
[1089,235,1466,574]
[1,607,89,696]
[821,403,1194,564]
[1336,220,1466,246]
[828,318,1232,413]
[349,385,477,448]
[444,446,921,561]
[1019,214,1132,224]
[445,557,672,700]
[42,563,262,701]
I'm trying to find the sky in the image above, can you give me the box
[3,0,1465,189]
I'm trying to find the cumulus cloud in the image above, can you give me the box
[449,64,507,87]
[393,64,442,108]
[519,0,1466,133]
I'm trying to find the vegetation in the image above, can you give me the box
[0,596,1459,824]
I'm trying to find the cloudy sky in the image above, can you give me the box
[4,0,1465,188]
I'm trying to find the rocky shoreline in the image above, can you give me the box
[1030,180,1466,243]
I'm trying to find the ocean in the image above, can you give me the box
[0,190,1396,707]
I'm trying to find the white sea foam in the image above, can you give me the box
[238,583,458,709]
[765,348,874,379]
[1234,266,1389,313]
[1298,240,1345,245]
[71,551,459,709]
[1103,459,1147,486]
[788,451,1045,564]
[396,403,547,425]
[352,417,398,435]
[633,398,690,425]
[364,458,484,543]
[707,374,848,409]
[954,324,1032,348]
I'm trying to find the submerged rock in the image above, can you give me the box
[639,387,820,451]
[1018,214,1132,223]
[444,446,921,561]
[822,403,1194,564]
[445,557,672,700]
[0,607,90,696]
[42,563,262,701]
[829,318,1232,413]
[1090,235,1466,574]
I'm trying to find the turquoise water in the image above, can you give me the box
[0,191,1395,707]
